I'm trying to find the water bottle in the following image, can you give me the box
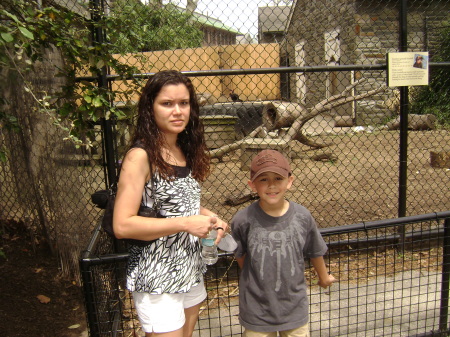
[201,229,218,265]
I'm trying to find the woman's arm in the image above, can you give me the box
[113,148,213,241]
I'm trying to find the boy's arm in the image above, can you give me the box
[311,256,336,288]
[236,255,246,269]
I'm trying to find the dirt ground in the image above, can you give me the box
[204,129,450,226]
[0,129,448,337]
[0,219,87,337]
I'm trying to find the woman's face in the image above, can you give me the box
[153,83,191,136]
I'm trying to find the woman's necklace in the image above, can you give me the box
[162,145,184,166]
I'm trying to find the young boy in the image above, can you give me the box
[231,149,335,337]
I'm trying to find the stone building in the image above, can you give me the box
[275,0,449,125]
[258,5,291,43]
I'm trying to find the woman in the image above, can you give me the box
[113,70,228,337]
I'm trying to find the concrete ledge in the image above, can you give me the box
[240,138,291,170]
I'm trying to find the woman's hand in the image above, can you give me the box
[197,207,230,245]
[212,217,230,245]
[184,215,217,238]
[184,215,229,245]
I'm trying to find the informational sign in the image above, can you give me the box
[387,52,429,87]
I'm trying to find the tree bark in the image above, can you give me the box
[261,101,306,131]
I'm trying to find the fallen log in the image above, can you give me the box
[283,86,386,142]
[310,152,338,162]
[224,192,259,206]
[386,114,437,130]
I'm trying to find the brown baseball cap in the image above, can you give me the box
[250,149,291,181]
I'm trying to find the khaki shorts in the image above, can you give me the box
[243,322,310,337]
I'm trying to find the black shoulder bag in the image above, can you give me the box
[91,171,164,247]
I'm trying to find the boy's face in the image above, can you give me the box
[248,171,294,207]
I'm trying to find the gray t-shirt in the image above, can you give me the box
[231,201,328,332]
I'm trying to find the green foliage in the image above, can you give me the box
[0,0,139,147]
[0,0,203,155]
[410,20,450,128]
[108,0,203,53]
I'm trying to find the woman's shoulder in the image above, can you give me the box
[122,147,150,176]
[125,147,148,161]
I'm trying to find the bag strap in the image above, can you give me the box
[130,142,160,210]
[110,144,159,209]
[144,162,161,211]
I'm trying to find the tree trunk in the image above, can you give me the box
[262,101,306,131]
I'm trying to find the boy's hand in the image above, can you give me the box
[318,274,336,289]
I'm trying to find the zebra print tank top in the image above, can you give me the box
[126,166,206,294]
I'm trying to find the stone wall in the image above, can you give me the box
[283,0,357,115]
[283,0,449,126]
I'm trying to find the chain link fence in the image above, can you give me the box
[80,212,450,336]
[1,0,449,282]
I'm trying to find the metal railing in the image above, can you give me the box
[80,211,450,337]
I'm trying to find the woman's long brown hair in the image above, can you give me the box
[128,70,210,181]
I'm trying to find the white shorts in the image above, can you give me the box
[132,279,207,333]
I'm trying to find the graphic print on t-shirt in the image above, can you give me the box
[248,213,307,292]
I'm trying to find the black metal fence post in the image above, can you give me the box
[397,0,409,254]
[90,0,117,187]
[80,259,100,337]
[398,0,408,220]
[102,118,118,187]
[439,217,450,335]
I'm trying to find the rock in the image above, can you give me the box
[430,151,450,168]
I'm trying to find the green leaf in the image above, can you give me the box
[18,27,34,40]
[83,95,92,103]
[1,32,14,43]
[92,97,102,107]
[113,109,127,119]
[96,59,105,69]
[2,10,20,23]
